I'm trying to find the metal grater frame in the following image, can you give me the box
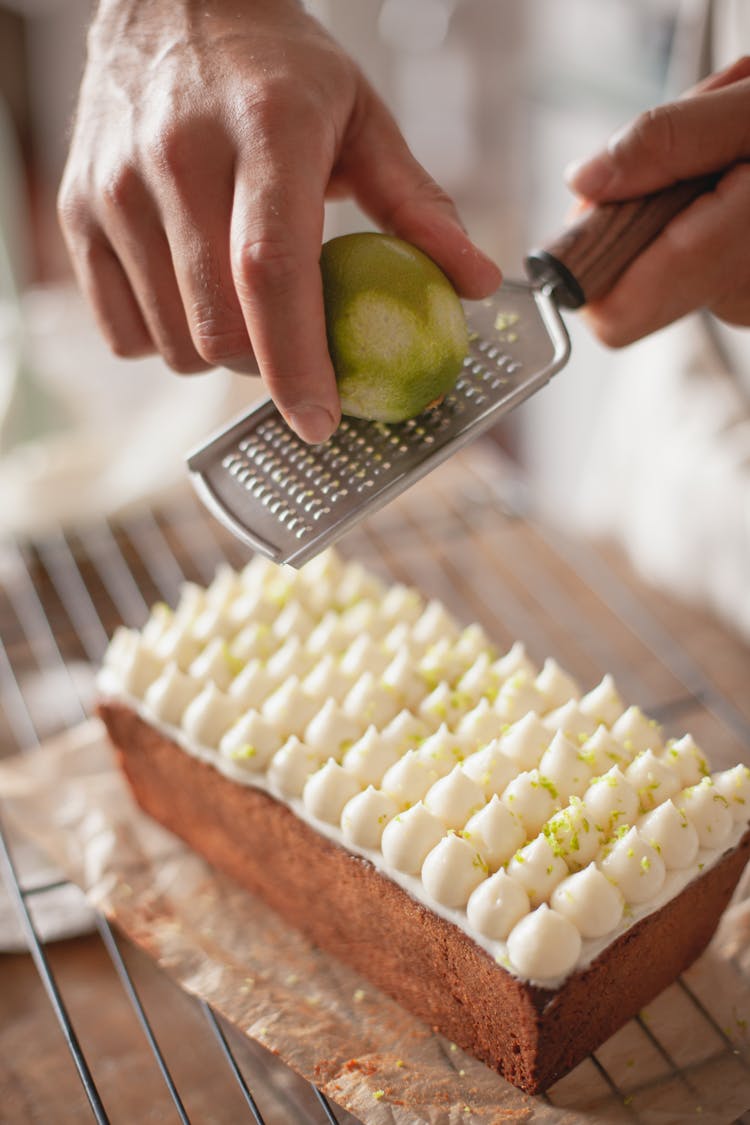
[187,279,570,567]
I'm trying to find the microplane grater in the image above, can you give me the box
[187,174,718,567]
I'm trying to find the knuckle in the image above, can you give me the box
[233,235,297,295]
[99,162,142,216]
[194,321,251,366]
[56,183,91,236]
[145,119,195,179]
[624,105,680,165]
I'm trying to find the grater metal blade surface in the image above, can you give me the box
[187,280,570,567]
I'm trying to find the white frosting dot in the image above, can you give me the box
[598,827,666,904]
[343,671,400,729]
[506,835,568,907]
[219,710,282,770]
[583,766,639,837]
[499,712,550,771]
[491,642,536,682]
[144,663,201,725]
[267,738,320,798]
[463,795,525,869]
[466,870,530,940]
[677,779,734,849]
[579,725,628,774]
[228,659,278,711]
[341,787,398,849]
[381,750,437,805]
[611,706,663,758]
[424,766,486,830]
[381,710,429,754]
[266,636,313,682]
[414,725,463,778]
[119,638,164,698]
[303,759,361,825]
[507,905,582,982]
[342,726,400,786]
[535,658,580,713]
[543,799,601,869]
[340,636,389,680]
[626,750,681,813]
[456,652,498,704]
[539,731,592,798]
[638,799,699,869]
[381,649,427,708]
[188,637,235,691]
[460,740,516,798]
[579,674,623,728]
[262,677,319,739]
[542,700,597,743]
[501,769,559,835]
[662,735,710,787]
[421,834,487,909]
[455,698,502,751]
[550,864,624,938]
[304,699,363,759]
[495,674,546,724]
[301,654,352,704]
[181,683,241,749]
[712,765,750,823]
[380,803,445,875]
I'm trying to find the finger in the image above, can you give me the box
[582,163,750,346]
[339,87,502,299]
[59,216,155,357]
[565,75,750,201]
[152,124,258,373]
[98,167,212,374]
[231,143,339,444]
[682,54,750,97]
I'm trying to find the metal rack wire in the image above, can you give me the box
[1,448,749,1123]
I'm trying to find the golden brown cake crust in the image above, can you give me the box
[98,701,750,1093]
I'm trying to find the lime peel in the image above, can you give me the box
[320,233,469,424]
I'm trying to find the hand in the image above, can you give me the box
[58,0,501,443]
[565,56,750,347]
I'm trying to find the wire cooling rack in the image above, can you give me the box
[1,442,749,1123]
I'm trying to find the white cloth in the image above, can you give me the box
[575,315,750,639]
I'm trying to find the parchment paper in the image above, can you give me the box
[1,722,748,1125]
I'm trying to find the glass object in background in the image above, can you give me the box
[0,91,66,458]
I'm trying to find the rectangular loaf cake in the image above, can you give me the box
[97,550,750,1093]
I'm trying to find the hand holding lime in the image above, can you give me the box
[320,233,469,423]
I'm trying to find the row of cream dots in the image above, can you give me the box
[112,583,714,819]
[108,565,741,852]
[109,601,749,895]
[109,557,645,774]
[303,748,747,982]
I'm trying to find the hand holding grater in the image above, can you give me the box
[188,174,717,567]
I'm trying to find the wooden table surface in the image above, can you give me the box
[1,441,748,1124]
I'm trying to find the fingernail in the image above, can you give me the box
[564,154,613,197]
[286,406,336,444]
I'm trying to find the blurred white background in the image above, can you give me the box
[1,0,749,636]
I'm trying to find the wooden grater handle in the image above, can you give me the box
[525,173,720,309]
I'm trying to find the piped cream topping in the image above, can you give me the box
[98,548,749,988]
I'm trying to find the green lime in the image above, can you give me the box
[320,233,468,423]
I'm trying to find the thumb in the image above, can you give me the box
[565,73,750,201]
[341,85,502,299]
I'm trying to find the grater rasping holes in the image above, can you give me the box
[187,279,570,568]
